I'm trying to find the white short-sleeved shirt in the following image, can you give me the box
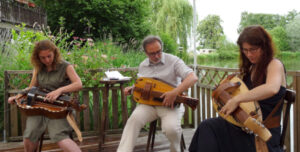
[138,52,193,87]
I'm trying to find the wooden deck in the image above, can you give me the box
[0,128,195,152]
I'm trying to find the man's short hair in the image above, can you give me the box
[142,35,163,52]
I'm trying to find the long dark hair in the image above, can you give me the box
[237,25,276,87]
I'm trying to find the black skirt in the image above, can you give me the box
[189,117,282,152]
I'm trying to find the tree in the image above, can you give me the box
[269,26,291,51]
[237,10,300,52]
[286,10,300,24]
[286,15,300,51]
[196,15,224,49]
[238,11,300,33]
[159,32,178,54]
[238,12,286,33]
[216,36,239,59]
[33,0,151,47]
[150,0,193,51]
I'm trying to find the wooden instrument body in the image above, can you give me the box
[16,95,69,119]
[213,76,262,126]
[212,75,272,141]
[133,77,198,110]
[15,87,86,119]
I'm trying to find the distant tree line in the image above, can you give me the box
[196,10,300,52]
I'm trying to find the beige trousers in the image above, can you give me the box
[117,104,185,152]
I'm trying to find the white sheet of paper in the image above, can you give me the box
[104,71,131,80]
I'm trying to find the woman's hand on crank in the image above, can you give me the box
[220,97,240,117]
[46,89,62,102]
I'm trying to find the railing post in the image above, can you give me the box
[3,71,9,142]
[294,74,300,152]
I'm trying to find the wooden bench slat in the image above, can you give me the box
[83,90,91,131]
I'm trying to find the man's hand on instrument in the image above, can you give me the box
[220,97,239,117]
[124,86,134,96]
[161,90,178,108]
[46,89,62,102]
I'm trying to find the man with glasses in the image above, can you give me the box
[117,35,198,152]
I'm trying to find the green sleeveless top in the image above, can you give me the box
[37,60,71,91]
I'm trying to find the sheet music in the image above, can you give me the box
[104,71,131,80]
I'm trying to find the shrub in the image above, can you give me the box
[159,32,178,54]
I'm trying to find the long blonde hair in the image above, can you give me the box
[31,40,62,73]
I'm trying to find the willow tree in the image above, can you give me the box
[150,0,193,50]
[197,15,224,49]
[286,15,300,51]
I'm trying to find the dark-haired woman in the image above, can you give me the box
[189,25,286,152]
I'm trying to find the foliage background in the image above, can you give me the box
[33,0,152,47]
[33,0,194,52]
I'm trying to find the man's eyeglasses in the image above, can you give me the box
[147,50,162,56]
[242,47,260,54]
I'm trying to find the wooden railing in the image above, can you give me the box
[3,66,300,151]
[3,67,194,141]
[3,68,136,142]
[0,1,46,27]
[0,27,12,42]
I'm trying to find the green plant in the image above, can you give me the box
[159,32,178,54]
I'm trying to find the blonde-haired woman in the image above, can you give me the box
[8,40,82,152]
